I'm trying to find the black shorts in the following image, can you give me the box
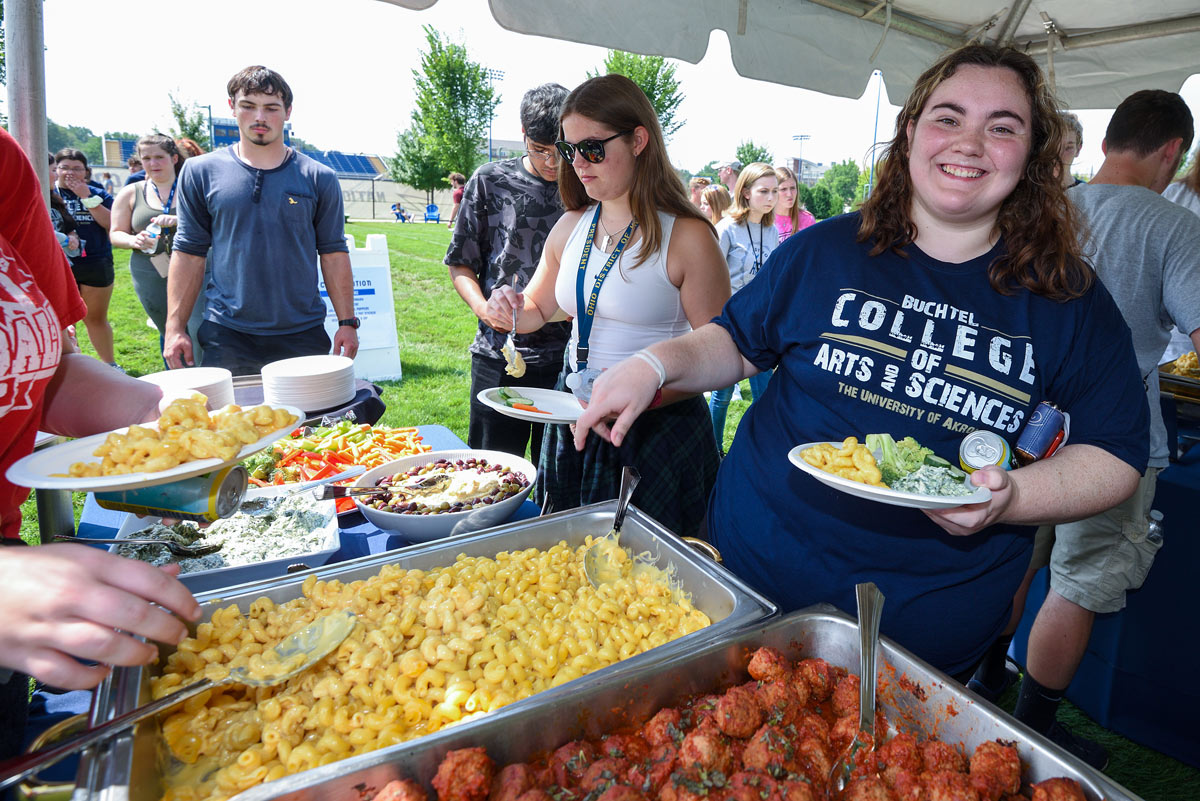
[71,258,115,288]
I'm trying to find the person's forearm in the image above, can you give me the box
[110,230,138,249]
[449,265,487,318]
[42,354,164,436]
[1001,444,1139,526]
[88,204,112,229]
[319,252,355,320]
[650,323,755,394]
[165,251,207,333]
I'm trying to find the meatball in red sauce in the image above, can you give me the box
[374,779,428,801]
[643,708,685,747]
[432,748,496,801]
[716,682,767,739]
[748,647,793,683]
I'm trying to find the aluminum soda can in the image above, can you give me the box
[94,466,247,522]
[1015,401,1068,467]
[959,430,1016,473]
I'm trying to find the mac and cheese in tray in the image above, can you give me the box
[155,539,713,801]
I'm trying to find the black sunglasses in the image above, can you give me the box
[555,130,634,164]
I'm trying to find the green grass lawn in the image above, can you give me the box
[18,222,1196,798]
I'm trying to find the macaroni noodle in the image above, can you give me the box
[156,539,710,801]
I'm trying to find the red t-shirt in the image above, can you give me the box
[0,127,87,539]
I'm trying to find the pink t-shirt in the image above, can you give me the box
[776,209,817,243]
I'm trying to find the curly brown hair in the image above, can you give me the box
[857,44,1092,302]
[557,74,713,268]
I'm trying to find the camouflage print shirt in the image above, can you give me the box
[444,157,570,365]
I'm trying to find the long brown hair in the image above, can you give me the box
[773,165,801,231]
[701,184,731,225]
[857,44,1092,302]
[557,74,714,268]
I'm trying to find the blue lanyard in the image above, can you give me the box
[575,204,638,371]
[150,179,177,216]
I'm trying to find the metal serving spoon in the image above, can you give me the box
[316,473,451,499]
[56,535,221,559]
[829,582,886,797]
[0,610,358,791]
[582,466,642,588]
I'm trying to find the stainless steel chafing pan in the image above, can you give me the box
[76,502,776,801]
[213,607,1142,801]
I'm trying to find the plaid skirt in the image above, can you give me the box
[536,386,720,539]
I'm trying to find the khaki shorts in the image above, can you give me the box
[1029,468,1162,614]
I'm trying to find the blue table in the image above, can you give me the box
[1011,425,1200,768]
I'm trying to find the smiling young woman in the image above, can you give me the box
[572,44,1149,683]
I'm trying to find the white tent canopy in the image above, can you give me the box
[385,0,1200,110]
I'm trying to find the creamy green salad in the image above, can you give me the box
[865,433,974,497]
[115,494,334,573]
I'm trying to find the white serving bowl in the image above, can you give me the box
[353,449,537,541]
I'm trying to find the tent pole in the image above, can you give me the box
[6,0,50,203]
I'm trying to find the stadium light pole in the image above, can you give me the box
[201,104,215,150]
[792,134,811,183]
[485,68,505,162]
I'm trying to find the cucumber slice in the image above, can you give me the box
[924,453,953,469]
[497,386,516,401]
[504,394,535,407]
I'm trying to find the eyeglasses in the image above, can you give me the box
[55,164,85,173]
[554,130,634,164]
[526,143,559,163]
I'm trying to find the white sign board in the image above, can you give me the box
[319,234,402,381]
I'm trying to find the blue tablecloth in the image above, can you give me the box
[1011,430,1200,768]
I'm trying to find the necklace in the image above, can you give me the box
[598,214,632,252]
[748,221,764,275]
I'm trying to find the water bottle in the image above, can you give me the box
[140,221,162,254]
[1147,510,1164,545]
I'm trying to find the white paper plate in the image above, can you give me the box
[787,442,992,509]
[6,405,304,493]
[477,387,583,425]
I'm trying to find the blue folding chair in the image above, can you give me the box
[424,203,440,223]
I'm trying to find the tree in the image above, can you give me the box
[736,140,772,166]
[797,183,814,211]
[168,93,211,150]
[588,51,685,140]
[808,184,837,219]
[47,120,102,164]
[818,159,860,209]
[392,124,445,202]
[397,25,499,188]
[694,161,720,180]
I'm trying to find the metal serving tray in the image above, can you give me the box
[76,501,776,801]
[208,608,1142,801]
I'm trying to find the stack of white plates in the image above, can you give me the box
[139,367,234,411]
[261,355,356,411]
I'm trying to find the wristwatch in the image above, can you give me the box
[81,195,103,209]
[338,317,361,329]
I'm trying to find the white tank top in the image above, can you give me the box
[554,206,691,371]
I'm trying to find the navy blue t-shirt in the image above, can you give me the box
[174,147,348,335]
[57,181,114,265]
[710,213,1148,675]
